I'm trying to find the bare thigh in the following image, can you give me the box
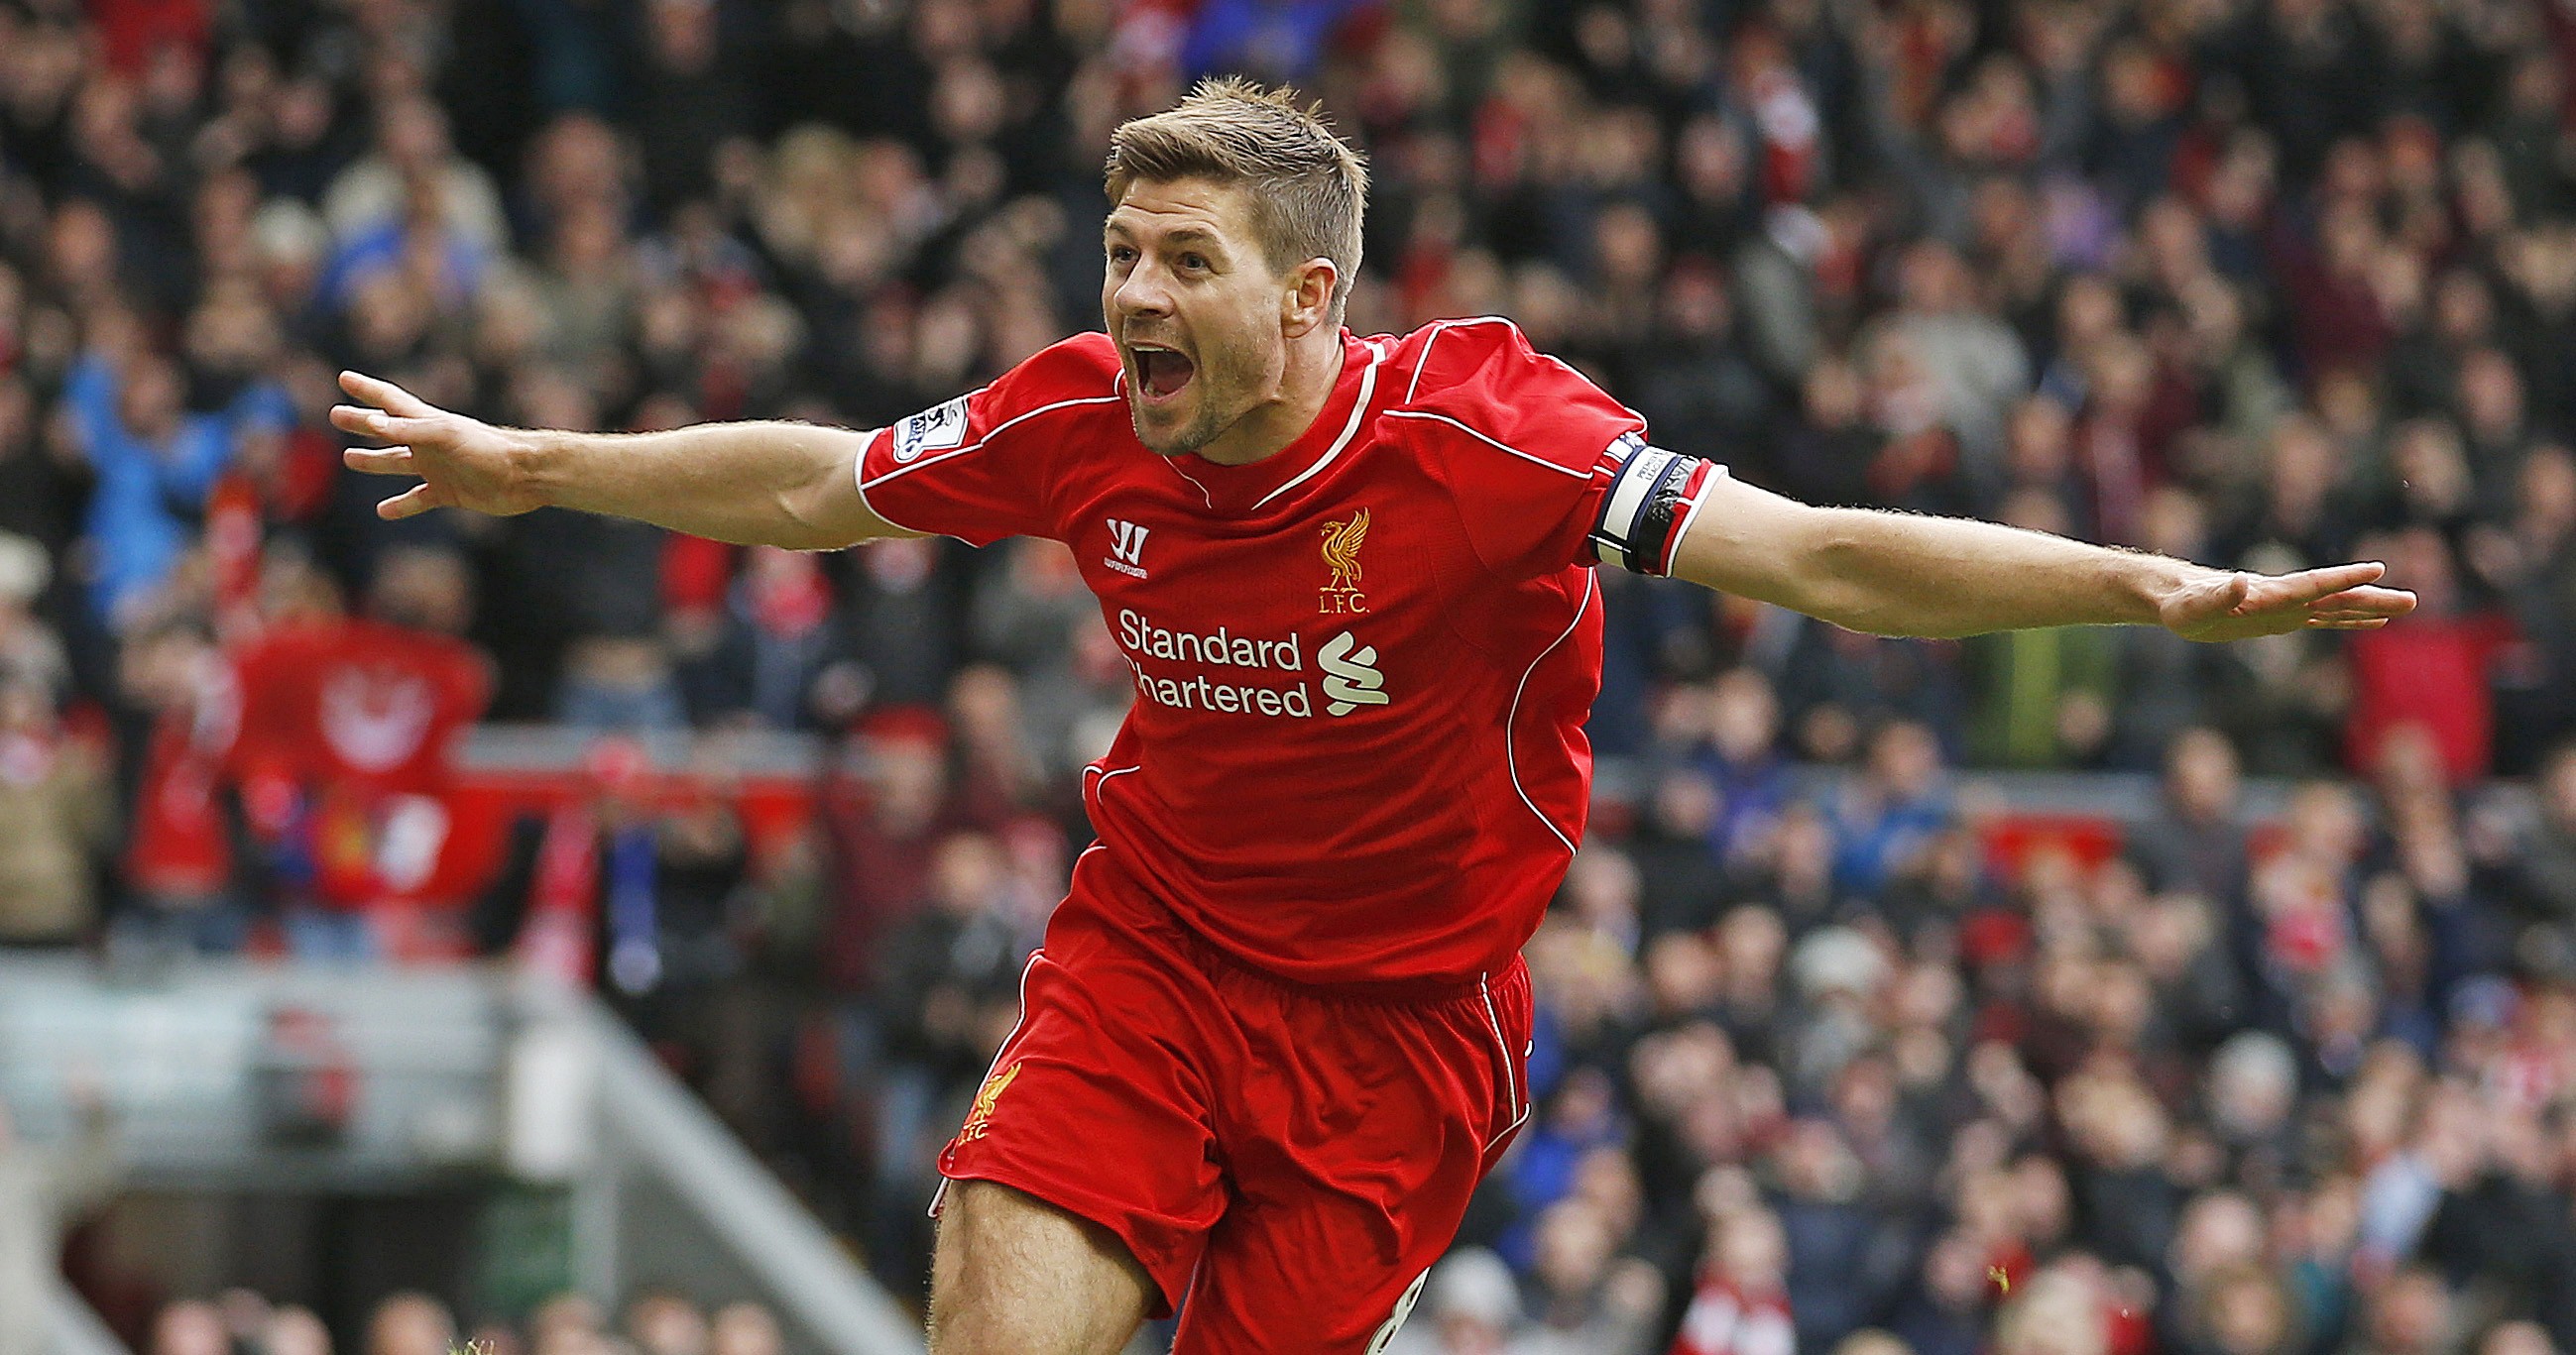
[929,1180,1160,1355]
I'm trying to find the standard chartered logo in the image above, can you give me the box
[1114,608,1391,720]
[1318,630,1389,716]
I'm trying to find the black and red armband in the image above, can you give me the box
[1586,433,1722,576]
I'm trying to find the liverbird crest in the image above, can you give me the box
[1320,508,1369,590]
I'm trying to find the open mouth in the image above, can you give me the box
[1129,343,1196,402]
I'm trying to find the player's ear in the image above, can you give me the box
[1283,258,1337,337]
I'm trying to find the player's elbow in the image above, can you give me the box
[1793,512,1977,638]
[1678,496,1964,634]
[1774,512,1893,631]
[769,450,884,549]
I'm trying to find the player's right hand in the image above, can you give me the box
[331,371,548,520]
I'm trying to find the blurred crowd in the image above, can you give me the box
[8,0,2576,1351]
[142,1289,780,1355]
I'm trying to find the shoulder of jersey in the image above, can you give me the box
[1006,330,1123,397]
[1385,314,1542,414]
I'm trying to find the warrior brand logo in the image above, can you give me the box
[1105,518,1150,578]
[1319,508,1370,614]
[890,395,969,464]
[959,1061,1020,1142]
[1318,631,1389,716]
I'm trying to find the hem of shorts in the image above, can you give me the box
[928,1167,1189,1320]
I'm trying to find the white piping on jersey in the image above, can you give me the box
[1249,340,1389,510]
[1112,364,1216,508]
[1085,763,1140,801]
[1665,464,1726,574]
[1164,459,1215,508]
[1506,569,1593,856]
[860,394,1125,494]
[1405,315,1519,403]
[1382,409,1593,481]
[846,428,929,536]
[928,946,1045,1219]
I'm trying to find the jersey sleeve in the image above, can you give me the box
[854,335,1121,546]
[1396,319,1653,580]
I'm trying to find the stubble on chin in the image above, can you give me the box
[1128,398,1217,457]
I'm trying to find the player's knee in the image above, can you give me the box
[929,1181,1154,1355]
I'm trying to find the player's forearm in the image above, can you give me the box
[519,421,888,549]
[1666,470,2406,641]
[1783,508,2202,637]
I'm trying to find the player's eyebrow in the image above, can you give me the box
[1105,220,1229,255]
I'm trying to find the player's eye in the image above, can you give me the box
[1109,245,1137,264]
[1179,253,1210,272]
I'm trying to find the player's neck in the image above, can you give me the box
[1190,328,1347,468]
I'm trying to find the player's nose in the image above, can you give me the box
[1112,262,1173,318]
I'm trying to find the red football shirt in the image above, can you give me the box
[858,320,1678,984]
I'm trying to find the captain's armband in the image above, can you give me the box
[1586,433,1720,576]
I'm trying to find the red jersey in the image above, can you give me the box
[858,320,1674,985]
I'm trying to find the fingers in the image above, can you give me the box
[2305,617,2390,630]
[343,446,413,476]
[2250,561,2389,609]
[337,370,437,417]
[2305,585,2418,617]
[375,484,443,520]
[329,404,439,445]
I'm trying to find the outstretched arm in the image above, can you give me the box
[1667,473,2415,640]
[329,372,910,549]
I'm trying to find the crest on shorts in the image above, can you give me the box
[1319,508,1370,615]
[959,1060,1021,1142]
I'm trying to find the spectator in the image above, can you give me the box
[626,1290,709,1355]
[2127,729,2254,912]
[1991,1269,2108,1355]
[227,545,492,960]
[320,97,507,257]
[64,340,291,627]
[146,1302,226,1355]
[364,1294,455,1355]
[0,535,65,698]
[2505,744,2576,961]
[707,1302,778,1355]
[266,1307,332,1355]
[0,678,111,946]
[1387,1246,1520,1355]
[1671,1204,1797,1355]
[1511,1195,1660,1355]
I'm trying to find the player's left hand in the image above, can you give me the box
[2160,561,2417,642]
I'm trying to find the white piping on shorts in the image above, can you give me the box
[1477,972,1527,1142]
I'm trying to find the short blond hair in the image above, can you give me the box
[1105,76,1369,314]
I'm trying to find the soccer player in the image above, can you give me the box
[332,79,2412,1355]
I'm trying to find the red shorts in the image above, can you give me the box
[933,851,1534,1352]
